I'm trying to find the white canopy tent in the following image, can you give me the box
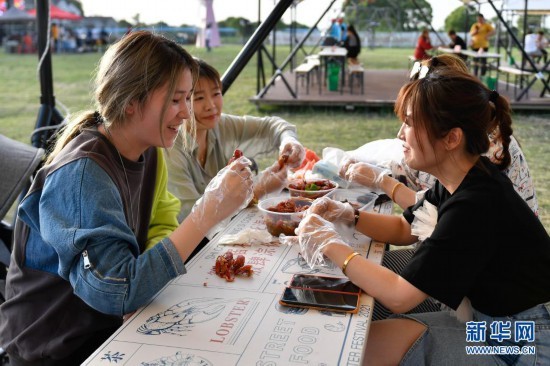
[505,0,550,14]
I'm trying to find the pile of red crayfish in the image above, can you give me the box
[213,251,253,282]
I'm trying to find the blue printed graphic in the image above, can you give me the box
[515,321,535,342]
[101,351,125,363]
[490,321,512,342]
[466,321,487,342]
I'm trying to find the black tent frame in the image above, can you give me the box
[466,0,550,100]
[486,0,550,100]
[33,0,65,150]
[31,0,550,144]
[32,0,302,149]
[401,0,550,101]
[222,0,337,100]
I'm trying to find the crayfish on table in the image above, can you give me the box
[213,251,253,282]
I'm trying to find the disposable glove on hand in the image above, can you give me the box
[339,160,390,190]
[254,161,288,199]
[296,213,348,268]
[306,196,355,224]
[279,137,305,169]
[191,156,254,232]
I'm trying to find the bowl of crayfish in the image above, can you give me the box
[287,178,338,200]
[257,196,313,237]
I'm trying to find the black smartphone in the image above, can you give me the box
[289,274,361,294]
[280,274,361,313]
[280,287,360,313]
[374,194,391,206]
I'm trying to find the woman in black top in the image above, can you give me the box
[343,24,361,65]
[448,29,468,60]
[296,67,550,365]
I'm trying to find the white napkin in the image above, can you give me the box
[218,229,274,246]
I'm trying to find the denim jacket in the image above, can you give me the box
[0,130,186,361]
[24,158,186,314]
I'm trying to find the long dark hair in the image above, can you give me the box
[395,68,513,170]
[47,31,198,164]
[347,24,361,51]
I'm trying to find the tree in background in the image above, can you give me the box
[152,21,169,29]
[444,5,476,33]
[132,13,145,28]
[516,14,547,36]
[118,19,132,29]
[217,16,255,42]
[344,0,433,32]
[64,0,83,17]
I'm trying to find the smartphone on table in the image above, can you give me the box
[279,274,361,313]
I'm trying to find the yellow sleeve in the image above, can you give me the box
[146,148,181,251]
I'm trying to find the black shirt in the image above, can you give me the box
[402,157,550,316]
[449,34,467,49]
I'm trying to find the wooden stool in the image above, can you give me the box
[349,64,365,94]
[294,61,320,95]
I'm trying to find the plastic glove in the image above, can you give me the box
[279,137,305,169]
[340,160,390,190]
[296,213,349,268]
[306,196,355,224]
[254,161,288,199]
[190,156,254,233]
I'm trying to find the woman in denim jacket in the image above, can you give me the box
[0,31,253,365]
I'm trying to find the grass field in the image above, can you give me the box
[1,45,549,231]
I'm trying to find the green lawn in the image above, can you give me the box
[1,45,549,231]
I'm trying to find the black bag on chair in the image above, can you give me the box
[0,134,44,301]
[0,135,43,365]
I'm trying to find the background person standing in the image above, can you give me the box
[205,24,212,52]
[323,19,341,46]
[338,18,347,44]
[51,22,59,53]
[469,13,495,77]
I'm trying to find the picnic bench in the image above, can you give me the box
[294,56,321,95]
[348,64,365,95]
[498,65,534,99]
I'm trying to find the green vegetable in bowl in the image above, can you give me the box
[305,183,319,191]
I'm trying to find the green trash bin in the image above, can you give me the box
[484,75,497,90]
[327,61,340,91]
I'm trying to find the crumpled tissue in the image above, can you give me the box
[218,229,274,246]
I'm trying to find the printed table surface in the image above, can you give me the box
[84,194,391,366]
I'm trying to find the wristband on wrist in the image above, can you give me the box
[390,182,405,202]
[354,208,360,226]
[342,252,361,276]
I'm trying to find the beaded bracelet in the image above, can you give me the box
[342,252,361,276]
